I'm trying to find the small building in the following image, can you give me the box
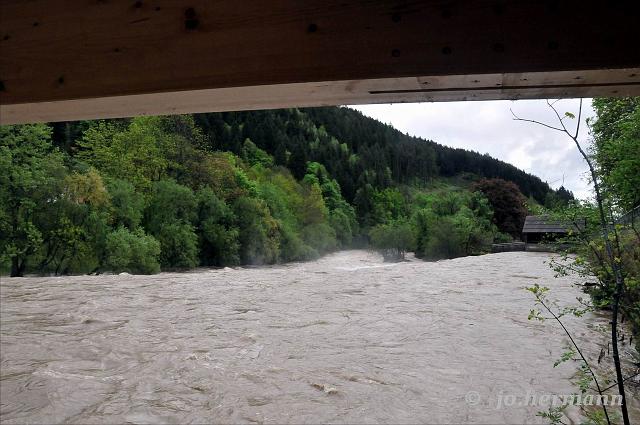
[522,215,582,245]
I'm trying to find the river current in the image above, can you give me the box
[1,251,638,424]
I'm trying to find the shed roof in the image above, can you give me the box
[522,215,579,234]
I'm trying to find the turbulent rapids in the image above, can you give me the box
[1,251,638,424]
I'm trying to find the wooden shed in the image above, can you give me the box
[522,215,582,244]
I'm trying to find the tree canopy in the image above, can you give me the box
[1,106,567,275]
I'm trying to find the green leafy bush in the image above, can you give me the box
[234,196,280,265]
[302,222,338,254]
[156,222,199,269]
[106,179,144,229]
[369,220,415,261]
[196,187,240,266]
[413,191,495,260]
[423,217,467,259]
[145,179,199,268]
[105,227,160,274]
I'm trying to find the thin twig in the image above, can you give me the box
[574,99,583,139]
[510,108,565,132]
[516,98,632,425]
[601,372,640,393]
[537,296,611,425]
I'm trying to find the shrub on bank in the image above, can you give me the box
[369,220,415,261]
[584,229,640,353]
[413,191,496,260]
[105,227,161,274]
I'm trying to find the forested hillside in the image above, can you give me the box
[192,107,554,204]
[2,107,566,276]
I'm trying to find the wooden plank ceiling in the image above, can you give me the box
[1,0,639,124]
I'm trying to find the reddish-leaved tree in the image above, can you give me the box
[472,178,528,238]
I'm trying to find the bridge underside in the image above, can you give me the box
[1,0,639,124]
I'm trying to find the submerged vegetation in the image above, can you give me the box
[1,107,569,276]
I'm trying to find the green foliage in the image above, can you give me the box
[145,179,197,232]
[2,106,557,275]
[544,186,575,210]
[154,222,199,269]
[300,183,328,226]
[554,347,577,368]
[548,188,640,354]
[583,226,640,352]
[301,107,553,203]
[0,124,67,276]
[371,188,409,225]
[424,217,470,259]
[536,405,567,425]
[195,152,255,200]
[145,179,198,268]
[592,97,640,211]
[526,283,613,423]
[329,208,356,246]
[233,196,280,265]
[77,117,170,191]
[106,179,145,230]
[43,169,112,275]
[252,165,336,260]
[302,222,338,254]
[369,220,415,261]
[304,161,357,245]
[279,224,316,261]
[196,187,240,266]
[413,190,496,260]
[241,138,274,167]
[105,227,161,274]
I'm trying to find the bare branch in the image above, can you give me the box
[510,108,565,132]
[546,99,572,135]
[575,98,583,139]
[601,372,640,393]
[515,98,631,425]
[537,296,611,424]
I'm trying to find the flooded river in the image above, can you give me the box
[1,251,638,424]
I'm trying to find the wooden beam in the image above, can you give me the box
[3,69,640,124]
[1,1,639,124]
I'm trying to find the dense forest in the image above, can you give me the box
[1,106,570,276]
[587,97,640,352]
[194,107,556,204]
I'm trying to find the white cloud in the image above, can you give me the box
[350,99,594,200]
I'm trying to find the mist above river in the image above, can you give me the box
[1,251,638,424]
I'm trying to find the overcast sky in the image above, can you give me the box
[351,99,594,200]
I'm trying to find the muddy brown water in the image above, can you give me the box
[1,251,638,424]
